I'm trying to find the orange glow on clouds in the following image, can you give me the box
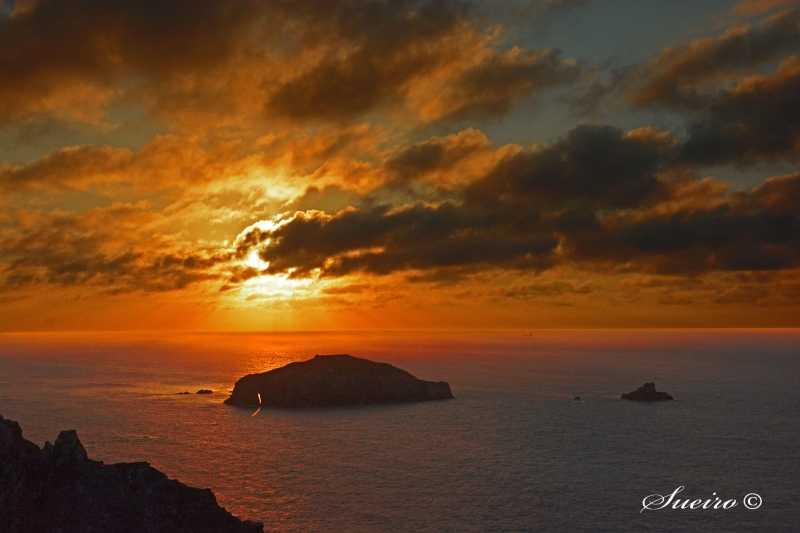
[1,0,799,330]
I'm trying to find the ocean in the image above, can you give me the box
[0,330,797,532]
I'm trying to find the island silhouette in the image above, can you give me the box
[225,354,454,408]
[621,382,674,401]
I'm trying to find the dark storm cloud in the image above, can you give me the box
[0,0,585,124]
[0,0,263,121]
[382,128,492,184]
[577,10,800,166]
[464,125,676,209]
[678,56,800,164]
[572,10,800,124]
[631,8,800,107]
[234,125,678,278]
[253,203,559,277]
[435,48,584,121]
[265,0,584,122]
[568,172,800,274]
[265,0,470,120]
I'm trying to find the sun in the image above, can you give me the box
[238,250,314,301]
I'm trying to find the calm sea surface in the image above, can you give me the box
[0,330,798,532]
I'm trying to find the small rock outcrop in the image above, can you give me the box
[225,354,454,408]
[196,389,213,394]
[621,382,674,401]
[0,415,263,533]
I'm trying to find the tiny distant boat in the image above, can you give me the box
[522,333,533,337]
[574,396,583,402]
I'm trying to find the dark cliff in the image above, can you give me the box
[225,354,454,408]
[0,415,263,533]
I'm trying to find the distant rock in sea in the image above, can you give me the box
[177,391,191,395]
[0,415,263,533]
[196,389,213,394]
[621,382,674,401]
[225,354,454,408]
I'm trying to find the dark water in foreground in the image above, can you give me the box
[0,330,798,532]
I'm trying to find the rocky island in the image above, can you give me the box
[225,354,454,408]
[621,382,674,401]
[0,415,263,533]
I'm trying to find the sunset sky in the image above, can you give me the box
[1,0,799,331]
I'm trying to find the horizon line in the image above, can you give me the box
[2,326,800,334]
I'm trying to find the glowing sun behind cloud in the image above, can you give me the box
[238,250,315,302]
[229,219,316,302]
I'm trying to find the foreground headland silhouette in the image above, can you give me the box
[225,354,454,408]
[0,415,263,533]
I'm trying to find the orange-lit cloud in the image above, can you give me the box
[0,0,585,130]
[0,202,232,294]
